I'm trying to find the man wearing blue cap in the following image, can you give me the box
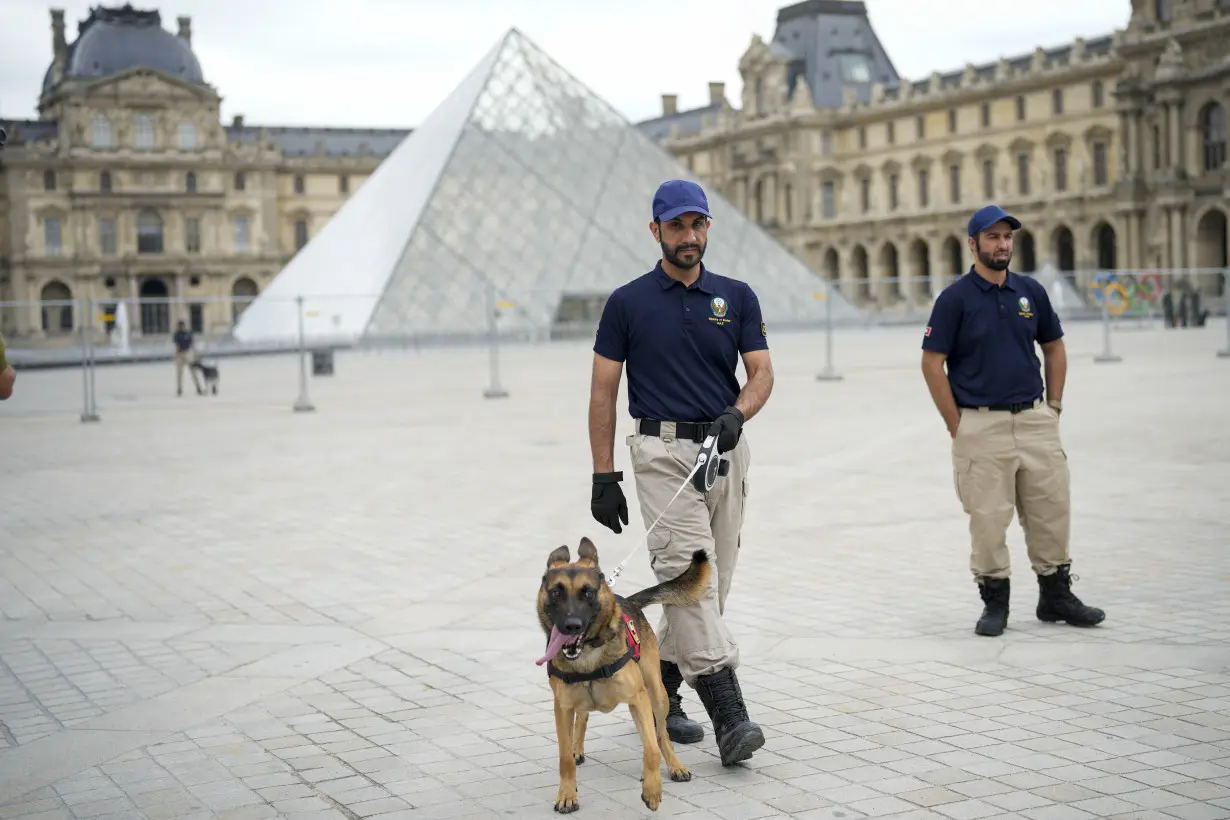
[586,179,774,767]
[921,204,1105,638]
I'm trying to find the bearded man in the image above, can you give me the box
[584,179,775,767]
[920,205,1105,638]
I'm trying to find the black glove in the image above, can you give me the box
[591,472,629,534]
[707,406,745,454]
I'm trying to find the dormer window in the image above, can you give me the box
[838,53,871,83]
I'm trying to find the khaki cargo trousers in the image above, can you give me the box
[175,350,202,394]
[626,421,750,687]
[951,398,1072,581]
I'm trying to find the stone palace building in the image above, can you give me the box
[638,0,1229,308]
[1,0,1227,340]
[0,4,408,340]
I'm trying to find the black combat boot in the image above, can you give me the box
[660,661,703,743]
[975,577,1010,636]
[1036,564,1105,627]
[695,667,764,766]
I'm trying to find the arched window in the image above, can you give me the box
[231,276,259,322]
[40,280,74,333]
[137,209,163,254]
[1200,102,1227,172]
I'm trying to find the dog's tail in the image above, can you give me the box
[623,549,710,608]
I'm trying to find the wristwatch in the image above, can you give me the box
[1047,399,1063,414]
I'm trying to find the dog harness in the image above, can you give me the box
[547,612,641,684]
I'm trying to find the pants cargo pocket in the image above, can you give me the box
[646,529,672,573]
[953,456,974,513]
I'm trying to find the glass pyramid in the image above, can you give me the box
[233,28,864,346]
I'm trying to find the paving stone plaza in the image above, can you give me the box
[1,319,1229,820]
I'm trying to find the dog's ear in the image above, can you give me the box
[577,537,599,566]
[547,545,571,568]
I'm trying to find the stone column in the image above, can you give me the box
[763,173,777,224]
[1169,101,1185,172]
[1118,110,1133,176]
[174,273,186,327]
[929,242,947,297]
[1133,112,1145,175]
[24,276,43,338]
[838,246,861,303]
[129,274,142,337]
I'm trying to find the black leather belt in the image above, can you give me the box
[638,418,711,443]
[959,397,1042,414]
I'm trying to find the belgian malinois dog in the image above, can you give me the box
[536,537,710,813]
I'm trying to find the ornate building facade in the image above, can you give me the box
[637,0,1229,309]
[0,5,409,340]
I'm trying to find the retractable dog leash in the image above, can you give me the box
[605,433,725,590]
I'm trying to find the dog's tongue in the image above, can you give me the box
[536,626,570,666]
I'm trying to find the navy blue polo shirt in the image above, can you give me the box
[922,268,1064,408]
[593,262,768,423]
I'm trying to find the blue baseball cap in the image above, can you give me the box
[968,204,1022,237]
[652,179,712,222]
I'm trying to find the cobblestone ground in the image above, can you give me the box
[2,319,1229,820]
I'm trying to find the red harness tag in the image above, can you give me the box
[622,612,641,661]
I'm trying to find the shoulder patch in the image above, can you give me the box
[924,326,932,337]
[761,322,767,337]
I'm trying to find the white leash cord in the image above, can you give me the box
[605,456,705,589]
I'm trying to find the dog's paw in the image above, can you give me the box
[641,787,661,811]
[669,765,691,782]
[554,786,578,813]
[573,753,585,765]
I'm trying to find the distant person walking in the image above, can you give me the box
[920,205,1105,637]
[173,320,204,397]
[0,331,16,400]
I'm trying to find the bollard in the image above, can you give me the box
[293,295,316,413]
[1219,278,1230,359]
[815,287,843,382]
[80,297,100,423]
[483,283,509,399]
[1093,285,1122,364]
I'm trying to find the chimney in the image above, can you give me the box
[50,9,67,82]
[661,93,678,116]
[232,114,244,127]
[177,15,192,45]
[708,82,726,106]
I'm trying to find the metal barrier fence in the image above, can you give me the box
[2,267,1226,421]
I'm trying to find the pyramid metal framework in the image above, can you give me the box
[232,28,863,346]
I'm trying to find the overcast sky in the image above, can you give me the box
[0,0,1129,129]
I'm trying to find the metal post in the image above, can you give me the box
[1093,284,1122,364]
[293,295,315,412]
[80,297,100,423]
[815,287,843,382]
[1219,274,1230,358]
[483,283,509,399]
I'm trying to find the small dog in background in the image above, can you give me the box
[191,359,219,395]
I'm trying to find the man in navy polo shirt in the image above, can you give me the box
[587,179,774,767]
[921,204,1105,638]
